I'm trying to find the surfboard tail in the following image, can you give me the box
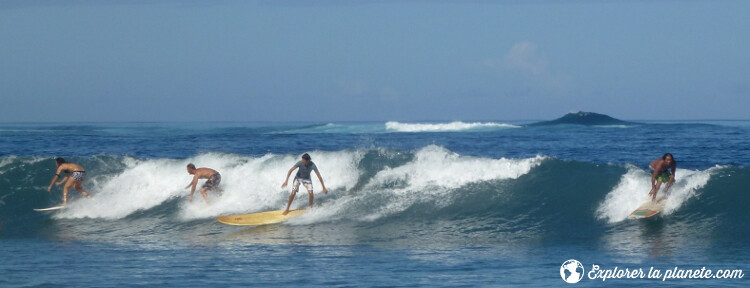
[33,205,66,212]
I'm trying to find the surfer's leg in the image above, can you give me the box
[283,191,296,215]
[200,188,210,204]
[307,189,314,208]
[301,181,313,208]
[74,181,91,198]
[664,179,674,193]
[283,187,298,215]
[62,178,76,205]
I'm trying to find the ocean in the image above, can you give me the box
[1,120,748,287]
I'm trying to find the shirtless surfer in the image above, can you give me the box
[185,163,222,204]
[281,153,328,215]
[47,157,91,206]
[648,153,677,201]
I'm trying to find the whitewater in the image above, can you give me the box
[1,121,749,287]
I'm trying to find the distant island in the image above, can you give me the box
[529,111,638,126]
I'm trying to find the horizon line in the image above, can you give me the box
[2,118,750,124]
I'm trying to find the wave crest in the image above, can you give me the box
[596,165,714,223]
[385,121,519,132]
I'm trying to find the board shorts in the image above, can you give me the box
[70,171,86,182]
[292,177,313,192]
[655,171,671,183]
[202,173,221,190]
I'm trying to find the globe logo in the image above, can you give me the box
[560,259,584,284]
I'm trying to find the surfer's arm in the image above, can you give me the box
[670,164,677,181]
[314,170,327,194]
[668,165,676,184]
[281,167,295,188]
[56,175,69,185]
[186,176,198,191]
[48,167,63,192]
[185,176,200,201]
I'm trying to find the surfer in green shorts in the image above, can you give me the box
[281,153,328,215]
[648,153,677,201]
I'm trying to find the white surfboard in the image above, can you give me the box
[629,200,665,219]
[33,205,66,212]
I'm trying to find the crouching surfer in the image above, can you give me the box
[648,153,677,201]
[185,163,222,204]
[47,157,91,206]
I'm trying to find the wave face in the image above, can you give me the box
[596,165,714,223]
[2,146,748,245]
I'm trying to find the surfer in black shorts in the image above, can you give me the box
[185,163,222,204]
[47,157,91,206]
[281,153,328,215]
[648,153,677,201]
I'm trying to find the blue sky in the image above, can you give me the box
[1,0,748,122]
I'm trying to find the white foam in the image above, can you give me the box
[55,151,363,220]
[0,156,46,175]
[178,150,362,221]
[595,125,630,128]
[0,156,18,174]
[596,165,715,223]
[291,145,545,224]
[56,156,187,220]
[52,146,542,224]
[385,121,519,132]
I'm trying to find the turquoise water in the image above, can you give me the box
[1,121,748,287]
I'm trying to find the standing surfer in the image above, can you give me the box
[281,153,328,215]
[648,153,677,201]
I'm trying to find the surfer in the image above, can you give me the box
[185,163,222,204]
[47,157,91,206]
[281,153,328,215]
[648,153,677,201]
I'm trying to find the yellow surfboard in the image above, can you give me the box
[216,209,308,226]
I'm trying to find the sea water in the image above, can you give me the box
[1,121,748,287]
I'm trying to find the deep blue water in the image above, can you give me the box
[1,121,748,287]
